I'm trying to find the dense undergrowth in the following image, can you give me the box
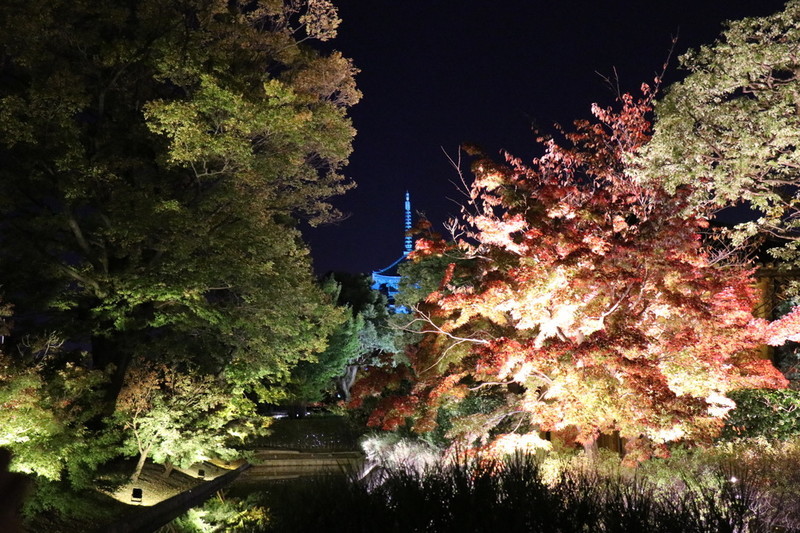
[171,437,800,533]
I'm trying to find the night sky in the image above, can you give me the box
[305,0,790,276]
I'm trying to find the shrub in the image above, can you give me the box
[247,452,797,532]
[722,389,800,440]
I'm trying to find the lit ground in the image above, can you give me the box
[101,459,238,507]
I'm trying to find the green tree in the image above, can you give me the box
[633,1,800,264]
[286,274,397,410]
[114,362,247,482]
[721,388,800,440]
[286,310,363,414]
[330,273,397,401]
[0,0,358,428]
[0,0,359,508]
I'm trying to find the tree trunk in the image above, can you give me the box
[582,437,599,462]
[131,443,153,483]
[162,461,174,479]
[92,331,132,412]
[336,364,359,402]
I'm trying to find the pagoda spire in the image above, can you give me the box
[370,191,413,314]
[404,191,412,255]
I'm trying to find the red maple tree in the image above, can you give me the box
[352,86,788,460]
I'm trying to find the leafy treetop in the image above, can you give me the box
[632,0,800,264]
[353,86,788,462]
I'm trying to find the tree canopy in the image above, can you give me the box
[633,0,800,263]
[286,274,397,408]
[0,0,358,481]
[352,89,788,461]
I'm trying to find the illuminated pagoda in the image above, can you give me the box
[371,191,413,313]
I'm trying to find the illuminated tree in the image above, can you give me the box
[0,303,113,482]
[114,362,247,482]
[633,1,800,266]
[0,0,357,419]
[353,88,788,460]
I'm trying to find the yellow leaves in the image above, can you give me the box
[646,303,673,320]
[487,432,552,457]
[144,76,310,173]
[472,213,527,255]
[577,316,605,339]
[299,0,341,41]
[474,171,505,192]
[646,425,686,444]
[533,304,579,348]
[155,200,182,213]
[496,352,525,381]
[540,382,564,403]
[511,361,536,384]
[441,283,507,330]
[612,215,628,233]
[581,234,611,255]
[291,51,361,107]
[547,203,577,219]
[705,391,736,418]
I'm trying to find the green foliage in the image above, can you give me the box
[328,272,396,355]
[633,1,800,261]
[22,479,127,531]
[0,0,359,487]
[389,253,450,357]
[636,438,800,530]
[722,388,800,440]
[289,273,398,405]
[169,493,269,532]
[0,0,357,382]
[113,362,257,479]
[771,296,800,383]
[396,253,454,310]
[0,352,115,482]
[427,389,507,448]
[286,310,363,404]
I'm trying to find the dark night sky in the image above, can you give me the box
[305,0,790,276]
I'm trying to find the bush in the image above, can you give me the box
[722,389,800,440]
[244,453,796,532]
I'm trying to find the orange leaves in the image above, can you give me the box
[428,372,467,402]
[612,215,629,233]
[367,395,420,431]
[410,237,451,259]
[354,84,789,456]
[736,358,790,389]
[348,362,412,409]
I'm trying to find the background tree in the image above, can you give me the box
[285,311,363,415]
[633,1,800,267]
[353,89,788,461]
[0,0,357,462]
[332,273,396,401]
[286,274,396,410]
